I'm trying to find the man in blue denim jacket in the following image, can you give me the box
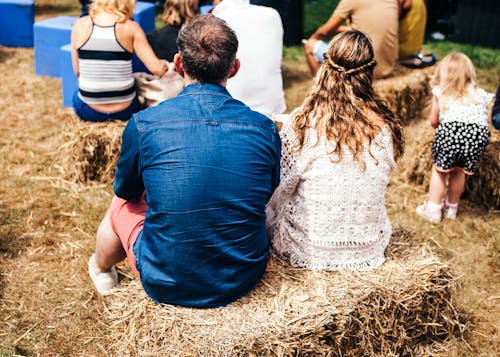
[88,15,281,308]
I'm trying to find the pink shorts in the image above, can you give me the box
[108,196,148,277]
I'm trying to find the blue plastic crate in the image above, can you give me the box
[0,0,34,47]
[200,5,213,14]
[134,1,155,33]
[34,16,76,77]
[60,44,78,108]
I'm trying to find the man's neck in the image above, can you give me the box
[183,74,227,88]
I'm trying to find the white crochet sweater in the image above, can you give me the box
[267,118,397,271]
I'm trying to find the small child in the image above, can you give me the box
[416,52,494,223]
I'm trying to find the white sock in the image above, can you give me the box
[427,200,443,212]
[445,199,458,208]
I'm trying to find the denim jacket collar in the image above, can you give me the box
[179,83,232,98]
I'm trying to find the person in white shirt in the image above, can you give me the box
[212,0,286,117]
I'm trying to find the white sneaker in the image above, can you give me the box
[88,254,118,295]
[443,202,458,220]
[416,203,442,224]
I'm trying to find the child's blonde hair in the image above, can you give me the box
[293,30,404,166]
[90,0,136,23]
[162,0,199,26]
[431,52,478,110]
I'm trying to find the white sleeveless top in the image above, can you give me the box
[77,21,136,105]
[267,116,397,270]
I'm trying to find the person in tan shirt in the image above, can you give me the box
[303,0,399,79]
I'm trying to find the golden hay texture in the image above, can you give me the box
[58,121,126,184]
[103,229,467,356]
[408,127,500,209]
[374,66,435,123]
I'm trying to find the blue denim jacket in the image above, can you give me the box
[114,83,281,307]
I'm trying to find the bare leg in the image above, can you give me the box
[94,205,126,272]
[447,169,466,204]
[428,165,447,204]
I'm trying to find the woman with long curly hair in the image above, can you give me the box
[267,30,404,271]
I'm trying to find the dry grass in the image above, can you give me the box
[1,23,499,357]
[374,65,434,123]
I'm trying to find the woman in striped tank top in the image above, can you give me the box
[71,0,169,122]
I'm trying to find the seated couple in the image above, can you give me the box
[88,16,404,308]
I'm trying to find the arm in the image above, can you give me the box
[268,123,303,205]
[429,96,440,128]
[71,33,80,77]
[131,22,168,77]
[309,12,346,41]
[70,17,88,77]
[266,123,300,240]
[114,117,145,202]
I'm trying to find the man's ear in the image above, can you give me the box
[174,53,184,76]
[228,58,240,79]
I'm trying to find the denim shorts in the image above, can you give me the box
[313,40,329,63]
[72,91,142,122]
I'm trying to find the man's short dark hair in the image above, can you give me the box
[177,14,239,84]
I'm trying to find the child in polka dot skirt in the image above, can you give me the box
[416,52,494,223]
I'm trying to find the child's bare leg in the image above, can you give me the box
[447,169,466,204]
[94,207,126,272]
[428,165,447,204]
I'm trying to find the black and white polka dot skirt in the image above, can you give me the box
[431,122,490,175]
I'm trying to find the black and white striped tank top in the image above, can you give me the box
[77,21,136,105]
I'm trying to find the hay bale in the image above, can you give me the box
[406,124,435,186]
[463,133,500,209]
[374,66,434,123]
[58,121,126,184]
[103,229,467,356]
[408,128,500,209]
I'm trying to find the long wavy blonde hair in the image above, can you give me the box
[431,52,478,111]
[293,30,404,166]
[162,0,199,26]
[89,0,136,23]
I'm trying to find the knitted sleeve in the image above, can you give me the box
[266,120,303,238]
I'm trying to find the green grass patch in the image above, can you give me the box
[283,46,306,62]
[304,0,340,37]
[424,40,500,70]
